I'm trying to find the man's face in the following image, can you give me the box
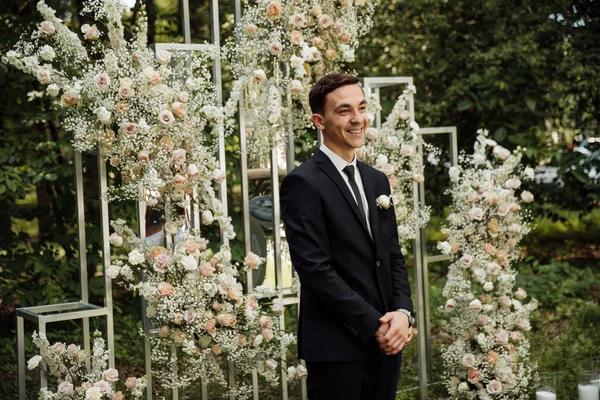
[312,84,368,161]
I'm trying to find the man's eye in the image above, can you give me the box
[339,110,349,114]
[359,106,367,112]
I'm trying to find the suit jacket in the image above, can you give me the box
[280,149,413,362]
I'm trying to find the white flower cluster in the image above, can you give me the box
[225,0,376,164]
[438,130,538,399]
[2,0,235,237]
[28,330,146,400]
[109,220,295,392]
[359,86,433,251]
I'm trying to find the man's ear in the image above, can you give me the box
[311,113,325,130]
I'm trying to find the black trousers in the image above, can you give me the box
[306,351,402,400]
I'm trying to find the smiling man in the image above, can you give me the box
[280,73,414,400]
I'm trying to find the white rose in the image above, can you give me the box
[102,368,119,382]
[412,174,425,183]
[449,166,461,182]
[253,334,263,347]
[181,254,198,271]
[375,154,389,167]
[516,318,531,331]
[156,49,171,65]
[493,146,511,160]
[520,190,534,203]
[172,148,186,166]
[212,169,226,183]
[365,127,378,140]
[444,298,456,312]
[128,249,145,265]
[386,136,400,149]
[159,110,174,125]
[253,69,267,83]
[469,299,482,312]
[201,210,214,224]
[187,164,199,177]
[400,144,414,157]
[376,194,391,209]
[514,288,527,300]
[27,355,42,370]
[57,381,74,397]
[483,282,494,292]
[85,386,102,400]
[296,365,308,379]
[40,21,55,35]
[39,45,56,61]
[458,382,469,393]
[109,232,123,247]
[290,79,303,94]
[505,178,521,189]
[265,359,278,371]
[165,221,178,235]
[486,380,502,394]
[461,353,476,368]
[269,42,283,56]
[95,107,111,124]
[468,207,484,221]
[409,121,420,132]
[105,265,120,279]
[46,84,59,97]
[508,223,522,234]
[37,69,52,84]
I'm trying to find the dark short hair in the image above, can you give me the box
[309,73,360,115]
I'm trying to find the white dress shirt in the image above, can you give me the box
[319,144,372,238]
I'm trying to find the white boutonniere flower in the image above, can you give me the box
[376,194,392,209]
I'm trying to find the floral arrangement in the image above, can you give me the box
[108,219,295,394]
[2,0,240,231]
[27,330,146,400]
[359,86,432,251]
[226,0,376,163]
[437,130,538,399]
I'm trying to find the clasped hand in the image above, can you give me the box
[375,311,413,355]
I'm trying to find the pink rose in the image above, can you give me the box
[173,174,186,186]
[317,14,333,29]
[171,102,187,119]
[119,86,133,99]
[123,123,136,135]
[172,149,186,166]
[95,73,111,91]
[153,253,170,273]
[40,21,56,35]
[216,313,237,327]
[493,146,511,160]
[468,368,481,383]
[289,14,306,28]
[183,310,196,323]
[67,344,79,357]
[245,24,258,36]
[486,379,502,394]
[516,318,531,331]
[259,316,272,329]
[244,252,262,269]
[450,242,459,254]
[507,238,518,247]
[325,49,337,60]
[511,331,523,341]
[459,255,473,268]
[508,223,522,234]
[261,328,274,342]
[204,320,217,335]
[158,326,169,337]
[156,49,171,65]
[57,381,74,397]
[514,288,527,300]
[486,351,499,364]
[157,282,174,296]
[485,192,500,205]
[82,24,98,40]
[51,342,66,355]
[199,262,215,277]
[245,295,258,310]
[468,207,484,221]
[269,42,282,56]
[266,1,281,20]
[312,36,325,49]
[498,295,512,308]
[113,392,124,400]
[290,30,303,45]
[159,110,174,125]
[272,299,285,315]
[211,344,223,355]
[399,109,411,120]
[487,262,501,276]
[339,32,351,43]
[484,243,497,255]
[495,331,509,344]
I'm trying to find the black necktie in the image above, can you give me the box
[342,165,366,222]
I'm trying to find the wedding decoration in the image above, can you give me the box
[27,330,147,400]
[438,130,538,399]
[108,219,295,394]
[2,0,240,234]
[359,86,433,250]
[226,0,376,163]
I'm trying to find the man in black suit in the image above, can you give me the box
[280,73,414,400]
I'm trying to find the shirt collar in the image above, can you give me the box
[319,143,357,173]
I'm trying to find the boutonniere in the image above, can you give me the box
[376,194,392,209]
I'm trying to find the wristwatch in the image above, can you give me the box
[396,308,415,328]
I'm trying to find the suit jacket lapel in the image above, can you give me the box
[357,161,380,249]
[313,150,372,240]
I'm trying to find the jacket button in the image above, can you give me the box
[376,260,381,267]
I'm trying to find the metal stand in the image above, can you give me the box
[17,150,115,399]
